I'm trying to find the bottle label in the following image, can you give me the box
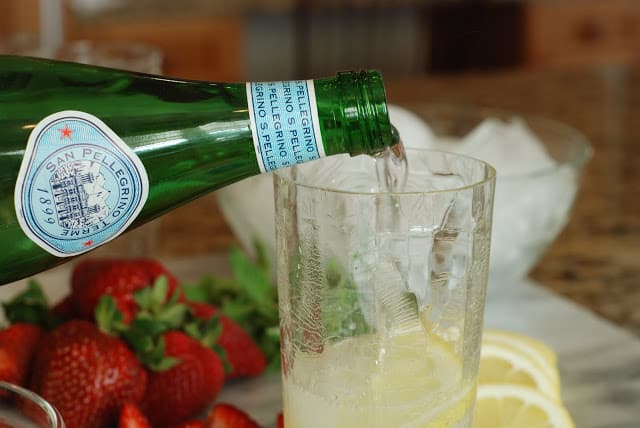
[14,111,149,257]
[246,80,326,172]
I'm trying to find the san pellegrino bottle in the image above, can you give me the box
[0,55,397,285]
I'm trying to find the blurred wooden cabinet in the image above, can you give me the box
[0,0,40,38]
[66,17,244,81]
[0,0,244,81]
[524,0,640,68]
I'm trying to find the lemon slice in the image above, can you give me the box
[483,330,557,367]
[479,343,560,400]
[474,385,575,428]
[482,329,560,388]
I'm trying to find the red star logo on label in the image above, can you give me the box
[83,240,93,247]
[59,124,74,139]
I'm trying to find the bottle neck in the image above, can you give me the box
[313,70,397,157]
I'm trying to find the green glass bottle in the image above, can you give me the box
[0,55,396,285]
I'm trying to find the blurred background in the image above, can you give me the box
[2,0,639,81]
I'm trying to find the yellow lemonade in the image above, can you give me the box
[283,327,475,428]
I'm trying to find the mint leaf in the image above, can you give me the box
[182,284,208,303]
[321,258,370,341]
[229,247,273,308]
[253,238,271,276]
[182,275,239,304]
[187,241,281,372]
[220,299,254,324]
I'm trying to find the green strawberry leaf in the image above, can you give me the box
[166,286,181,305]
[95,295,126,335]
[183,321,201,339]
[122,327,154,353]
[120,319,180,372]
[96,277,187,372]
[138,335,180,372]
[151,355,181,372]
[183,313,222,349]
[133,287,153,310]
[151,276,169,307]
[156,303,189,329]
[134,276,169,311]
[2,280,62,328]
[129,317,167,337]
[132,277,189,331]
[199,318,223,348]
[213,344,233,374]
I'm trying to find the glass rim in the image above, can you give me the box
[274,148,496,197]
[400,103,594,180]
[0,381,65,428]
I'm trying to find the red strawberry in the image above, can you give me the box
[175,421,205,428]
[276,412,284,428]
[29,320,147,428]
[135,259,180,290]
[0,323,43,389]
[204,404,260,428]
[71,258,180,322]
[119,403,151,428]
[141,331,225,428]
[190,302,266,379]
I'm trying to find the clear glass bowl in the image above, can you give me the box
[410,105,592,288]
[0,382,65,428]
[216,104,592,289]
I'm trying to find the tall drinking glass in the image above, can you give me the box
[275,149,495,427]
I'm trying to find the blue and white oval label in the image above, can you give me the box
[14,111,149,257]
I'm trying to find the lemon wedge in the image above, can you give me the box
[483,330,557,367]
[479,343,560,400]
[474,385,575,428]
[482,329,560,389]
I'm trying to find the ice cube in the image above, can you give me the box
[443,117,556,176]
[402,111,579,282]
[407,226,434,308]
